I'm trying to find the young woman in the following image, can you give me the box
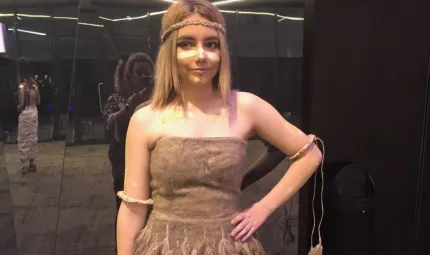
[116,1,322,254]
[17,57,40,174]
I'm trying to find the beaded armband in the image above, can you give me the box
[289,134,317,160]
[117,191,154,205]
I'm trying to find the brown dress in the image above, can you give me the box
[133,136,265,255]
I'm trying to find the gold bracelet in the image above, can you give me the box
[117,191,154,205]
[289,134,317,160]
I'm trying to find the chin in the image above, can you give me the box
[189,75,214,86]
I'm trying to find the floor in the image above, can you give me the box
[0,142,19,255]
[1,140,299,255]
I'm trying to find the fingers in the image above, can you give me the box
[231,213,244,225]
[242,226,256,241]
[231,222,257,241]
[231,220,247,238]
[236,225,252,241]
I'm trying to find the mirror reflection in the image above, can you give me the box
[0,122,18,254]
[0,4,77,254]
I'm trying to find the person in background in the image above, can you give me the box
[102,53,154,251]
[17,57,40,174]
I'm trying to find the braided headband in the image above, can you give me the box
[161,20,226,44]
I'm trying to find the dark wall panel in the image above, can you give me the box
[305,0,430,254]
[416,57,430,255]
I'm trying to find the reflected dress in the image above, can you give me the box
[133,136,265,255]
[17,84,38,172]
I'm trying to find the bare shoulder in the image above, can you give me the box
[236,91,261,107]
[130,105,162,146]
[131,105,154,127]
[236,91,270,116]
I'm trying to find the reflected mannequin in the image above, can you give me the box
[16,57,40,174]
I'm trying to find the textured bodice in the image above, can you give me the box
[133,137,265,254]
[149,136,246,220]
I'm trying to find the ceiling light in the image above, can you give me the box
[78,22,104,27]
[161,0,244,5]
[150,10,168,16]
[17,13,51,18]
[213,0,244,6]
[99,10,166,22]
[53,16,78,20]
[219,10,303,21]
[277,16,304,21]
[97,8,302,23]
[8,28,46,36]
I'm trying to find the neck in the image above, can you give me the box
[179,81,216,111]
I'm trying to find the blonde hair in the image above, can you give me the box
[151,0,231,109]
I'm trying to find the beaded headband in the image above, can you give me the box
[161,20,226,44]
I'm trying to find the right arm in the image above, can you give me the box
[116,108,152,255]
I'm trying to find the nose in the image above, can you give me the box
[196,47,207,61]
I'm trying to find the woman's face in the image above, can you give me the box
[128,61,153,93]
[176,14,221,88]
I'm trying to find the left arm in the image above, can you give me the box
[17,85,25,112]
[231,92,322,241]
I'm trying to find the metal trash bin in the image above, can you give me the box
[321,162,375,255]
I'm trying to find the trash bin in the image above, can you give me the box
[321,162,375,255]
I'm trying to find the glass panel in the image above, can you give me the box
[0,118,18,254]
[0,4,77,254]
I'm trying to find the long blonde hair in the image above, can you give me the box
[151,0,231,109]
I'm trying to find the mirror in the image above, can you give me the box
[0,117,18,254]
[234,6,303,254]
[0,3,78,254]
[61,0,305,254]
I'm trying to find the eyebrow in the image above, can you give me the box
[177,35,220,41]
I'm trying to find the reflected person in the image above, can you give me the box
[17,57,40,174]
[103,53,154,249]
[104,53,154,212]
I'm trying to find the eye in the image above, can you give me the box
[205,41,220,49]
[177,41,194,50]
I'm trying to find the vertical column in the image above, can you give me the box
[50,8,65,140]
[13,9,21,57]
